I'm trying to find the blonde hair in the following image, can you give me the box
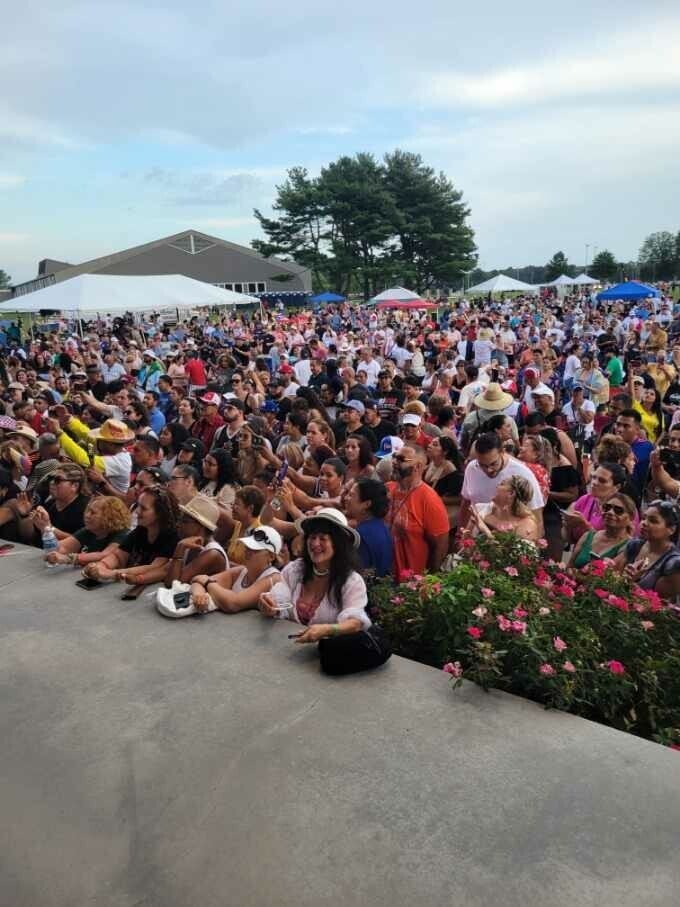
[87,495,131,533]
[279,443,304,470]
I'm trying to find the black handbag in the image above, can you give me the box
[318,625,392,676]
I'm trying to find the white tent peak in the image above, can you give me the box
[466,274,534,294]
[370,286,421,302]
[547,274,576,287]
[3,274,257,314]
[572,273,598,285]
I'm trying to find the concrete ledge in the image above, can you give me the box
[1,546,679,906]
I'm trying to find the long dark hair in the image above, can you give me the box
[300,519,358,607]
[162,422,190,455]
[200,448,238,494]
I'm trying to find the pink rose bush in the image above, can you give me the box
[372,533,680,750]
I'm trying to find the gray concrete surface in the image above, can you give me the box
[1,545,679,907]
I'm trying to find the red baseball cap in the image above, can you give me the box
[199,392,222,406]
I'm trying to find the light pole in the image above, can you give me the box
[585,243,590,272]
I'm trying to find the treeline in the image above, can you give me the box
[251,150,477,298]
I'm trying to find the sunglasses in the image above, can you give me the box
[248,528,276,551]
[49,476,70,484]
[601,502,626,515]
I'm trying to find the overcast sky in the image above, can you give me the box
[2,1,679,283]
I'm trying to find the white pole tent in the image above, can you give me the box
[572,273,599,286]
[545,274,576,287]
[465,274,535,294]
[369,286,422,303]
[5,274,257,314]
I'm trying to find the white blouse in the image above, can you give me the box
[270,560,371,630]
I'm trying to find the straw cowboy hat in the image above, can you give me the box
[473,383,513,412]
[178,494,220,532]
[88,419,135,445]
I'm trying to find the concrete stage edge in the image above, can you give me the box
[1,546,679,907]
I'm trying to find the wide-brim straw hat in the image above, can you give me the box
[474,382,513,411]
[8,423,38,445]
[295,507,360,548]
[88,418,135,444]
[179,494,220,532]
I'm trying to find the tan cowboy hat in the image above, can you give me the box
[88,418,135,445]
[8,423,38,445]
[178,494,220,532]
[474,383,513,412]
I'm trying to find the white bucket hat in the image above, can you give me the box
[240,525,283,555]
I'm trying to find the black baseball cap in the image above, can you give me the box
[180,438,206,456]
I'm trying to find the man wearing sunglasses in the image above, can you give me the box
[386,444,449,579]
[459,432,544,533]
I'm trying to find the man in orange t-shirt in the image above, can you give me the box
[386,444,450,580]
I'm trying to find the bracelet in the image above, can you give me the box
[328,624,341,637]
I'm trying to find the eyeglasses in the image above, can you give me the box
[169,474,185,481]
[49,476,69,484]
[649,499,680,521]
[601,502,626,515]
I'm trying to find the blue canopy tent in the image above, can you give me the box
[309,291,346,303]
[596,281,660,302]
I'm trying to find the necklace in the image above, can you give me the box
[312,566,330,577]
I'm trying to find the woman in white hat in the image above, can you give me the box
[258,508,390,675]
[164,493,228,587]
[189,524,283,614]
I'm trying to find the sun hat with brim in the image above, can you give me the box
[179,494,220,532]
[26,458,62,492]
[474,383,513,412]
[240,525,283,555]
[295,507,360,548]
[8,424,38,444]
[142,349,158,359]
[88,418,135,444]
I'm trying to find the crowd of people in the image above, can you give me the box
[2,285,680,673]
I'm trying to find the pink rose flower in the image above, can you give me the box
[518,555,531,566]
[460,538,475,549]
[554,584,575,599]
[479,560,490,570]
[606,660,625,675]
[472,605,488,618]
[481,587,495,599]
[467,626,483,639]
[640,620,655,631]
[443,661,463,678]
[553,636,568,652]
[511,620,527,635]
[390,595,404,605]
[536,538,548,549]
[429,582,442,595]
[512,607,528,618]
[538,607,551,616]
[594,588,609,599]
[607,594,629,612]
[562,661,576,673]
[496,615,512,631]
[504,566,519,577]
[539,663,556,677]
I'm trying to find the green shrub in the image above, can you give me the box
[371,534,680,749]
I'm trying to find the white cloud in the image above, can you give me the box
[0,174,26,189]
[423,19,680,108]
[0,233,29,243]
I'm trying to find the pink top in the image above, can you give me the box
[573,493,640,533]
[271,560,371,630]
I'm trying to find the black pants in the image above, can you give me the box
[318,627,391,676]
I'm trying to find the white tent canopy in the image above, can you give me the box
[466,274,534,294]
[546,274,576,287]
[572,273,599,286]
[5,274,257,314]
[370,286,421,303]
